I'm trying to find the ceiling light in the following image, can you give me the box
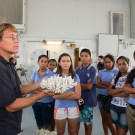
[43,40,64,45]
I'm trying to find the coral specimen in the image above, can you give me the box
[40,75,77,93]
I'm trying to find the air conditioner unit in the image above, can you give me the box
[0,0,26,31]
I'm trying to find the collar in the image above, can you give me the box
[103,68,115,72]
[80,64,92,70]
[0,55,11,65]
[35,68,49,75]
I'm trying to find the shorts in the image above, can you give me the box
[78,105,93,126]
[126,104,135,135]
[97,94,109,111]
[110,104,128,131]
[32,102,54,127]
[54,107,80,120]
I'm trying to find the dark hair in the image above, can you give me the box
[113,56,129,87]
[38,55,48,61]
[134,51,135,59]
[48,59,57,66]
[78,57,81,61]
[80,48,91,56]
[104,54,115,68]
[56,53,75,78]
[126,57,130,63]
[126,68,135,86]
[116,56,129,64]
[98,55,104,59]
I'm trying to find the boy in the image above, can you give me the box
[76,48,97,135]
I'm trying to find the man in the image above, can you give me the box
[76,48,97,135]
[97,55,104,72]
[0,22,54,135]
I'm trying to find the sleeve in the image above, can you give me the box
[132,78,135,88]
[75,67,79,74]
[97,70,102,77]
[0,67,16,107]
[111,76,115,85]
[30,72,36,81]
[89,67,97,84]
[74,74,80,83]
[114,69,119,76]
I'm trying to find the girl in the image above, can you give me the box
[53,53,81,135]
[47,59,57,131]
[30,55,54,131]
[108,56,129,135]
[97,54,118,135]
[48,59,57,72]
[123,51,135,135]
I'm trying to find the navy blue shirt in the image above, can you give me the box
[0,56,22,135]
[97,62,104,71]
[76,64,97,107]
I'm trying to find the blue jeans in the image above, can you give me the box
[97,94,109,111]
[32,102,54,127]
[110,104,128,131]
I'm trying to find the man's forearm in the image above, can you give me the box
[20,83,40,94]
[5,92,47,112]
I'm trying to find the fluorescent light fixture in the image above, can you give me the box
[43,40,64,45]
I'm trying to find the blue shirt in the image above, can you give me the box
[76,64,97,107]
[128,78,135,106]
[98,68,118,95]
[55,74,80,108]
[31,68,54,103]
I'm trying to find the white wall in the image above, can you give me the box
[17,0,134,83]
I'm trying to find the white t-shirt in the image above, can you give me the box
[111,75,128,107]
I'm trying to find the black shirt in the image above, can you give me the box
[0,56,22,135]
[97,62,104,71]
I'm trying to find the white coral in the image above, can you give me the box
[36,129,57,135]
[40,75,77,93]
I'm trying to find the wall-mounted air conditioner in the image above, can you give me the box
[0,0,26,31]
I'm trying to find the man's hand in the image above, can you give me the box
[42,89,54,96]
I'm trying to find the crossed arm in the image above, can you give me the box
[108,84,128,97]
[53,82,81,100]
[97,76,110,88]
[123,84,135,98]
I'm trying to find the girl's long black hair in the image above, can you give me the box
[126,68,135,86]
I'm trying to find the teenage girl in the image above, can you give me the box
[53,53,81,135]
[48,59,57,72]
[108,56,129,135]
[97,54,118,135]
[30,55,54,131]
[47,59,57,131]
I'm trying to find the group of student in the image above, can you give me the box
[30,48,135,135]
[97,52,135,135]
